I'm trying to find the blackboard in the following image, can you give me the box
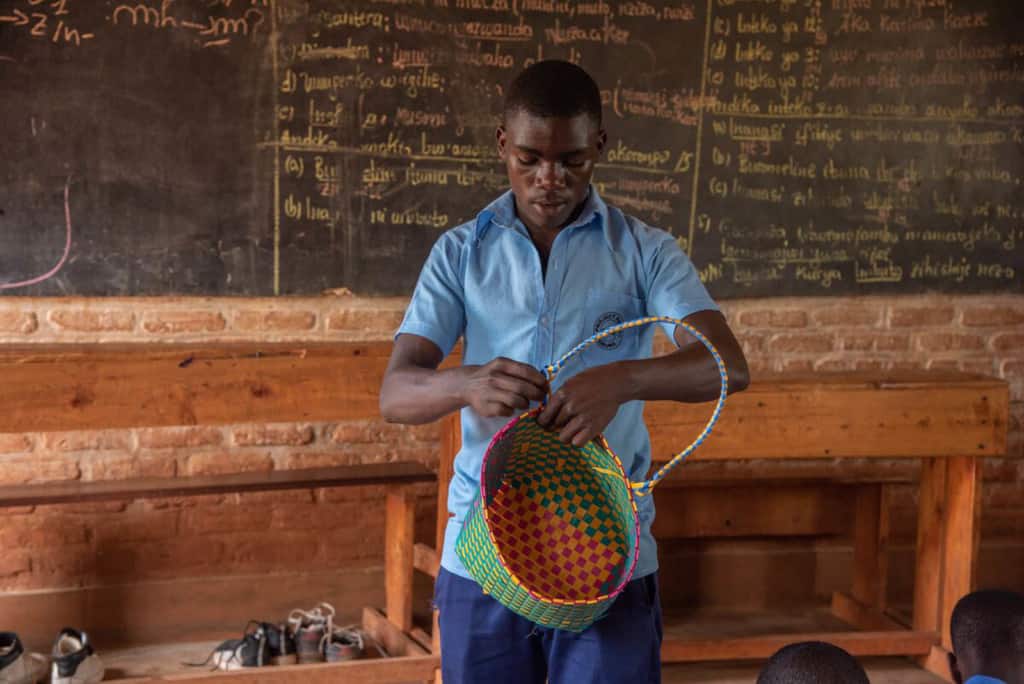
[1,0,1021,297]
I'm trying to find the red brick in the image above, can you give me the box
[841,334,875,352]
[854,360,886,371]
[221,532,320,569]
[48,309,135,332]
[0,311,38,334]
[961,360,997,376]
[0,551,30,578]
[982,458,1019,481]
[406,422,441,442]
[96,538,225,581]
[984,481,1024,508]
[737,310,808,329]
[23,545,95,587]
[1002,361,1024,401]
[184,451,274,476]
[235,489,316,505]
[327,310,404,332]
[0,516,89,548]
[781,359,814,373]
[916,333,985,353]
[876,334,911,352]
[181,505,272,535]
[768,333,835,354]
[0,456,80,485]
[42,431,132,452]
[0,434,32,454]
[961,305,1024,327]
[889,305,955,327]
[142,311,226,335]
[233,424,315,447]
[992,333,1024,354]
[90,510,181,544]
[815,359,853,372]
[741,335,766,355]
[80,454,176,481]
[329,421,406,445]
[889,360,925,372]
[269,502,370,531]
[234,310,317,332]
[812,305,883,327]
[279,451,365,470]
[138,426,223,449]
[927,360,960,372]
[146,494,227,510]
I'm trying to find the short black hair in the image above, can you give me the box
[757,641,870,684]
[503,60,602,126]
[951,589,1024,668]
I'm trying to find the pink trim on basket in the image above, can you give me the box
[477,407,642,607]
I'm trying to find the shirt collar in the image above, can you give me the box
[966,676,1007,684]
[474,186,613,249]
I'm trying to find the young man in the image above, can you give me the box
[756,641,870,684]
[380,60,749,683]
[948,589,1024,684]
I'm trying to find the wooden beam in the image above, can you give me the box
[661,630,937,662]
[652,484,850,538]
[830,592,906,632]
[0,463,434,508]
[852,485,889,609]
[647,374,1008,463]
[362,607,428,658]
[940,456,980,652]
[414,543,439,579]
[918,645,954,683]
[385,492,415,632]
[106,653,440,683]
[914,458,947,634]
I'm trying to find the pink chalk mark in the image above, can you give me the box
[1,178,73,291]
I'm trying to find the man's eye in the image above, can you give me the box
[517,156,537,165]
[565,158,586,168]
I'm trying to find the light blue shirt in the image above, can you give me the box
[397,187,718,581]
[966,676,1006,684]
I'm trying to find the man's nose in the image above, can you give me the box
[535,161,566,187]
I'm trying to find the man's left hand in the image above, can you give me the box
[536,363,629,447]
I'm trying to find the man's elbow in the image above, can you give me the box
[726,354,751,395]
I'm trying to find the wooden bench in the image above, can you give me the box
[0,342,442,684]
[432,371,1008,681]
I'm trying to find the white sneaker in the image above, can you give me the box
[50,630,103,684]
[0,633,48,684]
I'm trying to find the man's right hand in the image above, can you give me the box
[459,358,548,418]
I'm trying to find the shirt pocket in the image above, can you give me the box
[577,287,646,370]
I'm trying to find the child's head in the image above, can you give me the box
[949,589,1024,684]
[757,641,869,684]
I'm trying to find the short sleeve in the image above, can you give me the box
[395,229,467,357]
[642,229,719,343]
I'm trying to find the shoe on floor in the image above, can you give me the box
[324,626,364,663]
[50,629,103,684]
[0,633,47,684]
[261,623,295,666]
[287,603,335,664]
[208,622,270,671]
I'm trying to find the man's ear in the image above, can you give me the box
[948,651,963,684]
[496,125,507,159]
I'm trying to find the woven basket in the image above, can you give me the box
[456,316,728,632]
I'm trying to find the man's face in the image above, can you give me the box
[497,110,606,234]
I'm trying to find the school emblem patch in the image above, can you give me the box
[594,311,624,349]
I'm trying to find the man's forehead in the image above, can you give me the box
[503,111,599,149]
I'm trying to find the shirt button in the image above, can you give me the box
[540,316,549,326]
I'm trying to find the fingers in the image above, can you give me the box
[491,374,547,403]
[492,358,548,394]
[558,415,594,447]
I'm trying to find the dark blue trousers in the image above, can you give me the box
[435,568,663,684]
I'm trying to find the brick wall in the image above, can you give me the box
[0,294,1020,605]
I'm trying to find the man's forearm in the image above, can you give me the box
[380,365,469,425]
[614,343,749,404]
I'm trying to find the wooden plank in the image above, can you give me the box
[437,412,460,553]
[940,456,980,652]
[830,592,906,632]
[652,485,851,538]
[918,645,954,682]
[385,492,415,632]
[0,463,435,508]
[660,630,937,662]
[0,342,463,435]
[107,654,440,683]
[409,627,433,653]
[414,543,439,579]
[852,485,889,608]
[914,458,947,634]
[647,377,1008,462]
[362,607,428,658]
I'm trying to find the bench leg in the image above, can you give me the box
[852,484,889,610]
[386,491,415,632]
[940,456,980,652]
[913,458,946,636]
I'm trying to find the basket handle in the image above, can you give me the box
[542,316,728,497]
